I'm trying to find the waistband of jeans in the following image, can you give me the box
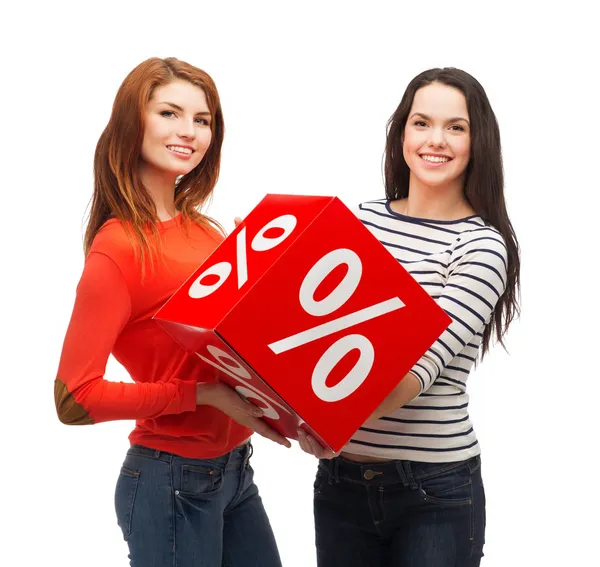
[318,454,480,487]
[127,440,252,466]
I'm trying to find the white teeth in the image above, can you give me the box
[167,145,193,155]
[421,155,449,163]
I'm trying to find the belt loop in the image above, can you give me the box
[332,457,340,483]
[403,461,418,490]
[245,441,253,466]
[394,461,409,487]
[395,460,418,490]
[224,446,234,469]
[323,458,339,484]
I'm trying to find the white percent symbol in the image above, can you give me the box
[268,249,405,403]
[197,345,293,420]
[188,215,298,299]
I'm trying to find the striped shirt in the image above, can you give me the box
[344,199,508,463]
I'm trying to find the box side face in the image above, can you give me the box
[155,320,313,442]
[219,197,450,452]
[198,332,305,440]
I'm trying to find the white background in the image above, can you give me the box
[1,1,598,566]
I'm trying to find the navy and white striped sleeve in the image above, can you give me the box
[409,228,508,392]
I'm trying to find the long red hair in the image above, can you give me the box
[84,57,225,270]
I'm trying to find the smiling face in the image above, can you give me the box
[402,82,471,193]
[140,79,213,180]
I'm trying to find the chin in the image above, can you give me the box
[163,164,198,178]
[415,174,453,188]
[421,166,465,184]
[175,167,195,177]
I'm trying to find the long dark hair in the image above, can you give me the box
[384,67,520,357]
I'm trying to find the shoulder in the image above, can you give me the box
[450,221,508,278]
[194,217,225,245]
[454,221,506,253]
[88,219,137,270]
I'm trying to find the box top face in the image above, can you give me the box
[154,194,337,330]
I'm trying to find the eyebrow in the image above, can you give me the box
[158,101,211,116]
[409,112,470,124]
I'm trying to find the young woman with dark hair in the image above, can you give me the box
[298,67,520,567]
[54,57,288,567]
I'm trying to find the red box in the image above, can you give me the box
[155,194,450,452]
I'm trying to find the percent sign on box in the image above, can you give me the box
[155,194,451,452]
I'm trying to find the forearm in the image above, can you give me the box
[196,382,262,417]
[368,372,422,420]
[55,376,198,425]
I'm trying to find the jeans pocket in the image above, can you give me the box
[114,466,140,541]
[418,463,472,506]
[177,463,223,498]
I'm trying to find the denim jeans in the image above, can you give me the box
[313,455,485,567]
[114,443,281,567]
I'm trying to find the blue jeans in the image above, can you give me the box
[313,455,485,567]
[114,443,282,567]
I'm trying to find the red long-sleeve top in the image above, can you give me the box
[54,215,252,458]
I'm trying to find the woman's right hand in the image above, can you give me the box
[296,428,338,459]
[196,382,291,448]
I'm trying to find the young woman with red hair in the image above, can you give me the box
[54,57,288,567]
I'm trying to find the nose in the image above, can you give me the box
[178,118,196,140]
[428,126,446,148]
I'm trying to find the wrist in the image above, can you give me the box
[195,382,218,406]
